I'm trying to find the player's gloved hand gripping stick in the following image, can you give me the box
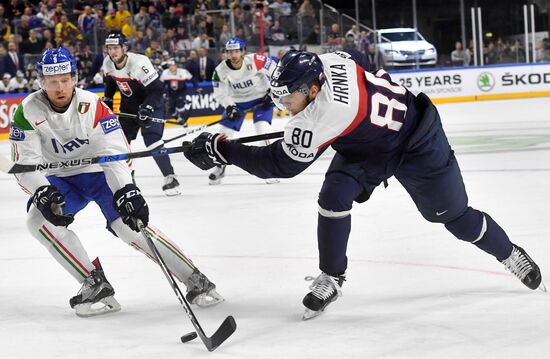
[0,132,284,174]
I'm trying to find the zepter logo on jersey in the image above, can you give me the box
[42,61,72,75]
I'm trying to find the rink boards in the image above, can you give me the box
[1,62,549,140]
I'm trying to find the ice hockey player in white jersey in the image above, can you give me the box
[9,48,223,317]
[102,32,180,196]
[160,60,192,126]
[210,37,279,185]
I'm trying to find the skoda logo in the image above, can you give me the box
[477,72,495,92]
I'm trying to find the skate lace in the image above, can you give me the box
[164,175,176,185]
[78,274,98,298]
[309,273,342,300]
[502,247,532,280]
[185,270,212,293]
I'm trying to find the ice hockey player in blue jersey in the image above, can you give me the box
[102,32,180,196]
[183,49,544,319]
[209,37,279,185]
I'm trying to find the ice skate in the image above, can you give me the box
[208,165,226,185]
[302,272,345,320]
[184,268,224,307]
[69,264,121,317]
[176,109,189,127]
[162,174,181,196]
[501,245,546,291]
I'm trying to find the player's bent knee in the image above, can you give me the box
[318,172,362,212]
[444,207,486,242]
[26,206,49,234]
[110,218,140,244]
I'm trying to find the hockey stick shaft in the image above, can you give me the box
[115,111,176,124]
[163,100,274,144]
[163,119,224,144]
[0,131,284,174]
[137,221,235,351]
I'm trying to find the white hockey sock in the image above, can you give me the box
[111,218,196,282]
[26,206,95,282]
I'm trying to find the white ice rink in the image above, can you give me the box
[1,97,550,358]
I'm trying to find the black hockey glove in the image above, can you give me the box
[137,104,155,125]
[102,97,114,110]
[33,185,74,227]
[225,105,243,122]
[112,184,149,232]
[183,132,229,170]
[260,91,274,109]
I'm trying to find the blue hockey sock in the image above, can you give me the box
[318,213,351,276]
[445,207,513,261]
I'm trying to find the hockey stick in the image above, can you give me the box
[0,131,285,174]
[163,119,224,144]
[137,221,236,351]
[163,99,275,144]
[115,112,181,125]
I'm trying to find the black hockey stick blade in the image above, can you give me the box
[201,315,237,352]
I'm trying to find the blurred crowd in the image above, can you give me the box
[0,0,333,93]
[450,37,550,67]
[1,0,548,94]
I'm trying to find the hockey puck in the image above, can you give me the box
[180,332,198,343]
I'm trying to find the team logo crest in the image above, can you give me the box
[78,102,90,114]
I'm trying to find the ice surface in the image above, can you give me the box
[1,98,550,358]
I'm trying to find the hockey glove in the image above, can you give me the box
[112,184,149,232]
[33,185,74,227]
[260,91,274,109]
[137,104,155,125]
[225,105,243,122]
[183,132,229,170]
[102,97,114,110]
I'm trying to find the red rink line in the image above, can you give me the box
[0,254,510,276]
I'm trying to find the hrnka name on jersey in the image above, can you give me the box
[330,64,349,105]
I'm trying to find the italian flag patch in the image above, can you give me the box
[78,102,90,114]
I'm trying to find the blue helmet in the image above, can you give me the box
[105,31,130,48]
[225,37,246,52]
[36,47,78,78]
[270,50,325,98]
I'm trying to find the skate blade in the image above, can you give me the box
[265,178,280,184]
[538,282,547,292]
[163,188,182,196]
[74,296,121,318]
[302,308,323,320]
[192,290,225,307]
[209,179,222,185]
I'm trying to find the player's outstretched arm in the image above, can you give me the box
[183,132,317,179]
